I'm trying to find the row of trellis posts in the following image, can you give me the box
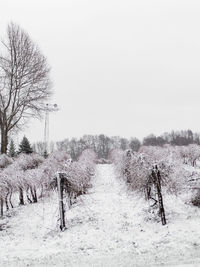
[57,160,167,230]
[1,160,166,229]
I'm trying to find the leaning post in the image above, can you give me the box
[57,172,66,231]
[154,166,166,225]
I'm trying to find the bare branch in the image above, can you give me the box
[0,22,52,153]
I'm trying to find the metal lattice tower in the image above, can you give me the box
[44,103,58,156]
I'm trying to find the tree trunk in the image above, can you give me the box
[19,187,24,205]
[1,127,8,154]
[33,187,37,203]
[5,191,9,211]
[39,185,44,198]
[30,187,37,203]
[26,187,32,203]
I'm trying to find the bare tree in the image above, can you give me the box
[0,23,52,153]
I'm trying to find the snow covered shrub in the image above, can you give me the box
[0,151,73,215]
[111,146,189,196]
[185,171,200,207]
[110,148,168,224]
[0,153,45,211]
[14,153,45,204]
[110,149,148,191]
[0,154,13,168]
[39,151,72,191]
[0,155,14,215]
[178,145,200,167]
[191,189,200,207]
[138,146,191,194]
[63,149,96,205]
[15,153,44,171]
[127,152,151,192]
[0,149,96,215]
[62,162,91,205]
[109,149,125,178]
[0,153,43,204]
[51,149,97,206]
[113,146,199,225]
[139,145,178,164]
[78,149,96,177]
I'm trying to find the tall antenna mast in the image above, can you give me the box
[44,103,58,156]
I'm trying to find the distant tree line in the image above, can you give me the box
[6,129,200,160]
[33,135,141,160]
[143,129,200,147]
[54,135,141,160]
[31,129,200,160]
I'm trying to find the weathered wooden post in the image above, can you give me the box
[153,166,166,225]
[57,173,66,231]
[0,198,3,217]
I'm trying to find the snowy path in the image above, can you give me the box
[1,164,200,266]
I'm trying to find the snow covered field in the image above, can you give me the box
[1,164,200,266]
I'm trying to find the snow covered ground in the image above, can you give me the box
[1,164,200,266]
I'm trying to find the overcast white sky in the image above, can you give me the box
[1,0,200,143]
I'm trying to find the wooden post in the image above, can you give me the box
[57,173,66,231]
[0,198,3,217]
[154,167,166,225]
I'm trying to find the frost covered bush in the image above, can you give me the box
[78,149,96,173]
[53,149,97,206]
[95,146,200,210]
[138,146,192,194]
[15,153,44,171]
[39,151,72,190]
[109,149,147,190]
[14,153,45,204]
[0,153,45,210]
[191,190,200,207]
[0,149,96,216]
[0,154,13,169]
[109,149,125,178]
[178,144,200,167]
[110,146,192,225]
[111,146,189,195]
[0,151,72,215]
[0,155,15,214]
